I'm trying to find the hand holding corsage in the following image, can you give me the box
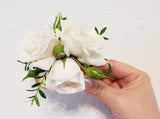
[18,13,114,106]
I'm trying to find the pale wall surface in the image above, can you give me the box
[0,0,160,119]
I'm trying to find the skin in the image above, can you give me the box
[85,60,160,119]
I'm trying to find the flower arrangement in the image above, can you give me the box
[18,13,114,107]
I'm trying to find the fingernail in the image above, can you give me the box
[85,79,94,90]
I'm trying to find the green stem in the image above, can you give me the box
[70,56,84,69]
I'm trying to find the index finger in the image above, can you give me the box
[100,60,143,83]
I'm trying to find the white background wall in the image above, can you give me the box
[0,0,160,119]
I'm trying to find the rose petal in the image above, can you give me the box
[19,24,59,62]
[36,38,59,60]
[59,20,105,67]
[55,71,85,94]
[46,58,85,94]
[30,57,56,70]
[46,73,56,91]
[51,58,80,80]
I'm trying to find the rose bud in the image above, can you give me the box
[83,67,107,79]
[53,44,65,59]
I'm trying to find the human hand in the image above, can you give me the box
[85,60,160,119]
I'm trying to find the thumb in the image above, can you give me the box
[85,79,113,103]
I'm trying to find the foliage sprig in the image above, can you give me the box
[95,27,109,40]
[27,76,47,107]
[53,13,67,32]
[18,60,51,106]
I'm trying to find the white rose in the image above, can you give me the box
[56,20,106,66]
[46,58,85,94]
[30,57,56,70]
[19,23,59,62]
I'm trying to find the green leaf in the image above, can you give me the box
[34,75,44,79]
[95,27,99,34]
[103,69,107,75]
[100,27,107,35]
[103,37,109,40]
[17,60,32,71]
[53,13,66,32]
[32,83,41,88]
[104,58,108,61]
[22,68,45,81]
[108,63,112,74]
[31,99,34,106]
[53,17,57,32]
[33,67,45,73]
[28,95,35,98]
[53,15,60,32]
[22,70,37,81]
[17,60,27,64]
[26,89,37,92]
[25,64,28,71]
[57,18,62,31]
[26,66,30,71]
[39,90,46,99]
[62,17,67,20]
[27,62,32,71]
[35,96,40,107]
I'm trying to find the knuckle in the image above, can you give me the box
[92,81,105,97]
[144,72,150,78]
[142,71,149,78]
[140,71,151,82]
